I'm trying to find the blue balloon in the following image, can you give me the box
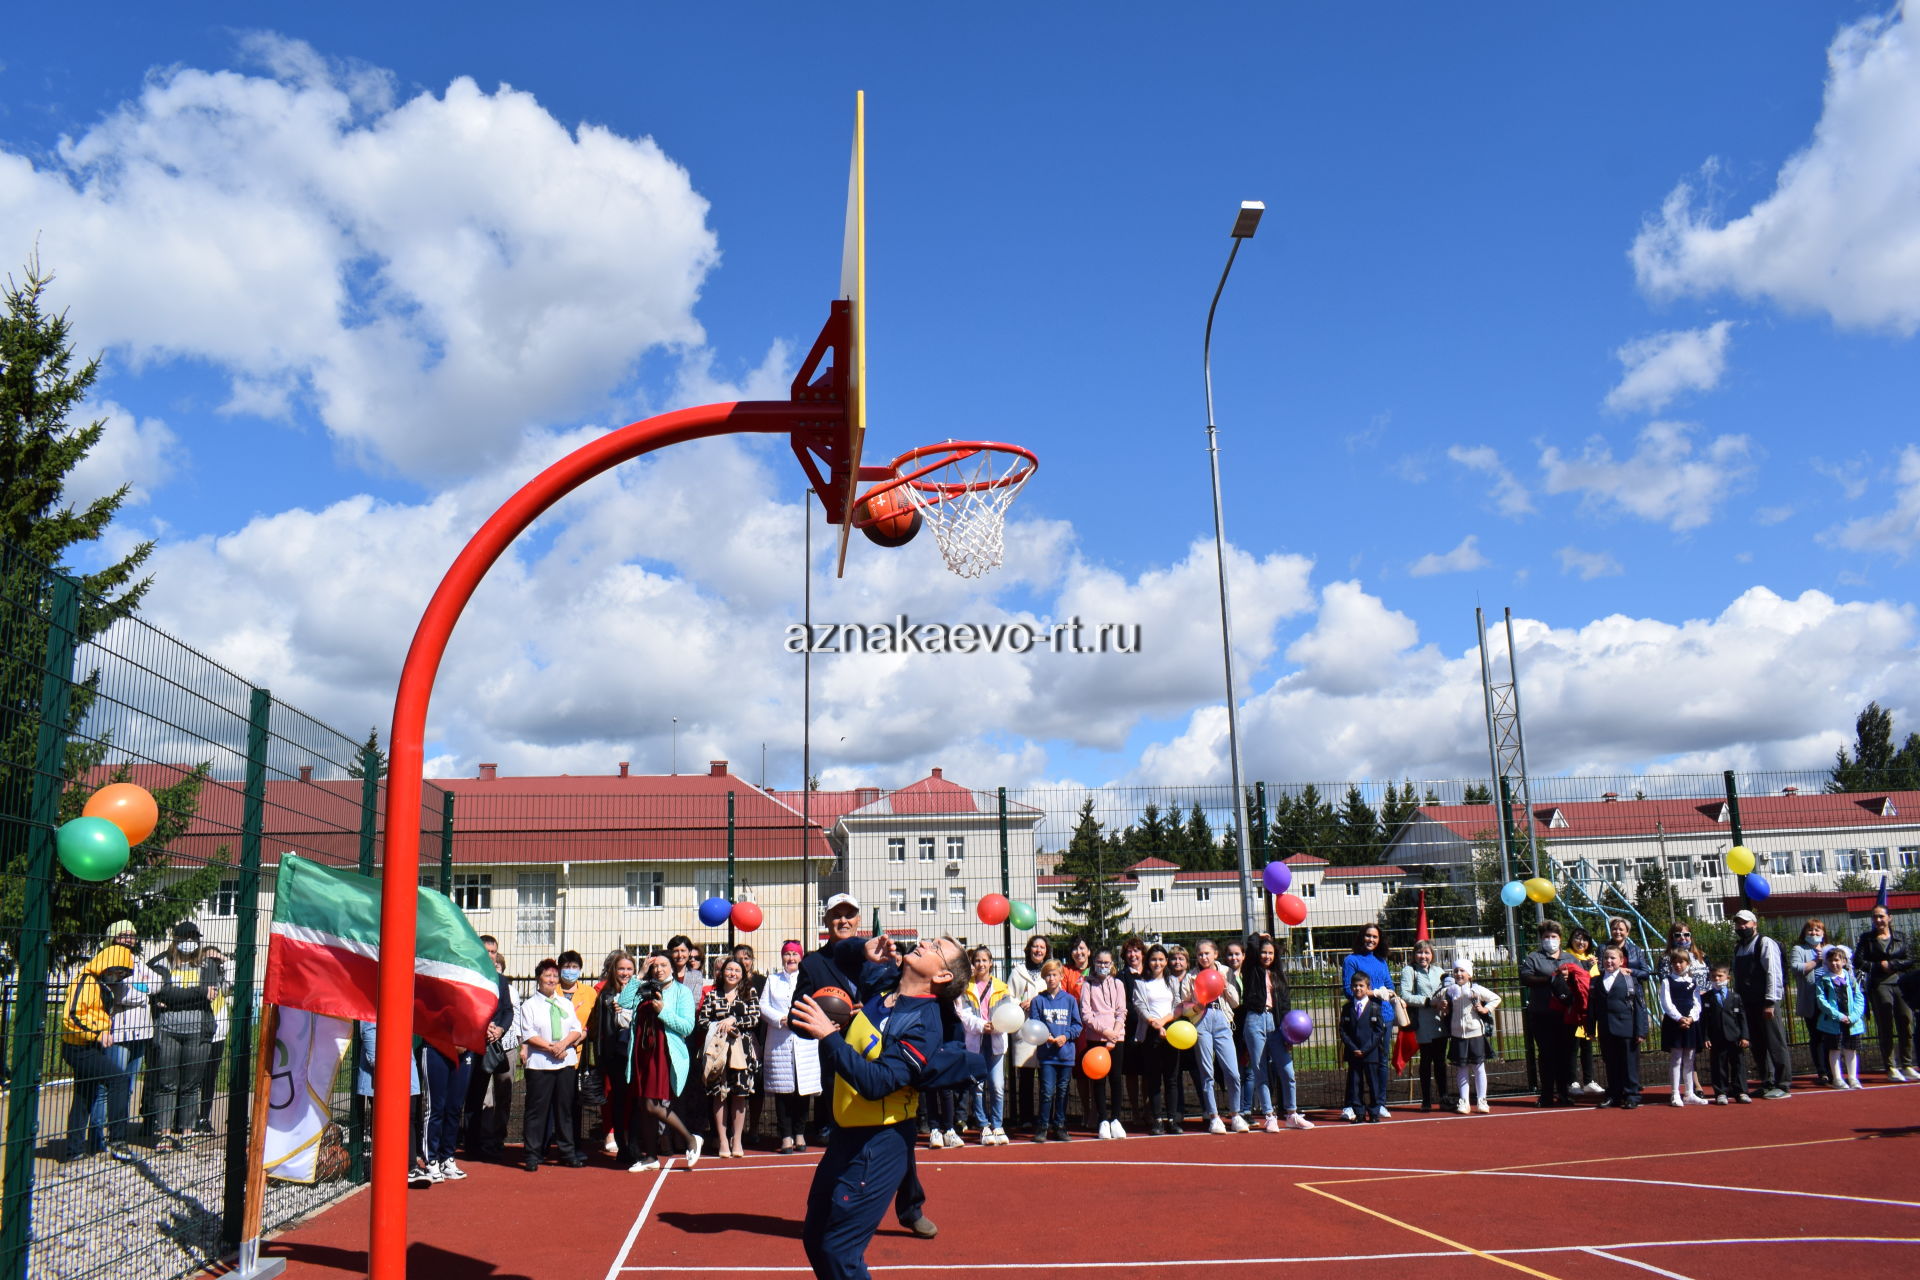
[1262,861,1293,895]
[1744,873,1771,902]
[697,896,732,927]
[1499,880,1528,908]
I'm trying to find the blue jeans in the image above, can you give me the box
[1239,1012,1274,1115]
[59,1041,116,1157]
[1270,1040,1298,1115]
[89,1039,144,1146]
[965,1051,1003,1130]
[1037,1062,1072,1131]
[1195,1010,1239,1118]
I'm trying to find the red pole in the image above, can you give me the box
[372,399,807,1279]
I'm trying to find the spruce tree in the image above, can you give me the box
[1462,782,1493,806]
[1048,799,1130,947]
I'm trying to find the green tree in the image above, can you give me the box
[1328,785,1381,867]
[2,259,223,962]
[1462,782,1493,805]
[1829,701,1920,793]
[1379,779,1420,847]
[1470,835,1515,939]
[1381,867,1473,951]
[1632,863,1678,939]
[347,726,388,780]
[1180,802,1217,870]
[1274,784,1337,863]
[1897,865,1920,893]
[1048,799,1130,948]
[1836,872,1873,893]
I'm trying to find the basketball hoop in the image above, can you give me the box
[853,441,1037,578]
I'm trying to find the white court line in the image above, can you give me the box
[615,1236,1920,1273]
[602,1157,678,1280]
[1582,1247,1695,1279]
[1460,1167,1920,1212]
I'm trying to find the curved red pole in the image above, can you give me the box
[372,399,807,1279]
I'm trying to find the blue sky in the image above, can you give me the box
[3,2,1917,793]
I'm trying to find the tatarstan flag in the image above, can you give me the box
[264,853,498,1057]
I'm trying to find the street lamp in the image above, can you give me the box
[1204,200,1263,942]
[671,716,678,775]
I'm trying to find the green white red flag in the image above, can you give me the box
[263,853,498,1057]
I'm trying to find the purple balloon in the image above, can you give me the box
[1262,860,1293,895]
[1281,1009,1313,1045]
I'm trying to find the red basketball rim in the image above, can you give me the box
[852,441,1037,518]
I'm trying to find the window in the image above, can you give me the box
[1665,858,1693,882]
[887,837,906,863]
[1600,861,1625,884]
[1867,848,1889,871]
[625,871,663,910]
[694,870,727,902]
[919,888,937,913]
[1148,887,1166,905]
[946,836,965,862]
[948,886,966,913]
[1302,881,1316,898]
[1194,886,1212,902]
[918,836,937,862]
[888,888,907,912]
[517,873,556,948]
[1634,858,1659,882]
[208,878,239,918]
[1899,847,1918,870]
[1344,882,1362,897]
[704,941,729,971]
[1801,850,1825,874]
[1382,881,1399,896]
[1701,901,1725,922]
[452,872,492,913]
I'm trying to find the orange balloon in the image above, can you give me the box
[1081,1046,1112,1080]
[84,783,159,845]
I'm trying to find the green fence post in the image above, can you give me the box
[349,746,379,1184]
[1254,782,1274,936]
[0,575,78,1280]
[726,791,737,951]
[220,688,272,1251]
[440,790,455,896]
[998,788,1011,975]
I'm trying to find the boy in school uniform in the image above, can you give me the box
[1701,963,1750,1105]
[1585,944,1648,1109]
[1339,973,1393,1123]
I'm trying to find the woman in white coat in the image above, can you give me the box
[757,940,821,1154]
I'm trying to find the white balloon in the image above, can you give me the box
[1019,1018,1051,1046]
[990,1001,1026,1035]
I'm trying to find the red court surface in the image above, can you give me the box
[259,1084,1920,1279]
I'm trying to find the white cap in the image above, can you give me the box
[823,893,860,917]
[1732,909,1758,924]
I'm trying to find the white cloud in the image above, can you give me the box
[1446,445,1534,518]
[1142,586,1920,783]
[1755,505,1795,526]
[0,35,719,479]
[1408,535,1488,578]
[61,399,181,508]
[1605,321,1734,413]
[1556,547,1623,580]
[1630,2,1920,333]
[1539,420,1755,531]
[1813,457,1870,501]
[1821,444,1920,557]
[1283,582,1422,697]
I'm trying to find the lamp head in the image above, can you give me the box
[1231,201,1264,239]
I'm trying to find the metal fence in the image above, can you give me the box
[0,538,443,1280]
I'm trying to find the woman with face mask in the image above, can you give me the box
[1790,919,1832,1085]
[1077,949,1127,1137]
[146,921,220,1151]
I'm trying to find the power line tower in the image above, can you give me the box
[1477,607,1541,958]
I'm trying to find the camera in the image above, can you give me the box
[635,976,667,1005]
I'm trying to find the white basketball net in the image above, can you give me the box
[896,445,1035,578]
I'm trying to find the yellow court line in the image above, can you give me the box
[1298,1183,1563,1280]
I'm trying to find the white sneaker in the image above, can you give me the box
[1586,1081,1606,1095]
[1456,1098,1471,1115]
[1340,1107,1356,1122]
[1684,1093,1710,1106]
[1286,1113,1315,1130]
[407,1164,434,1187]
[1670,1096,1685,1107]
[685,1135,704,1169]
[1110,1121,1127,1139]
[1895,1067,1915,1082]
[628,1158,660,1172]
[1475,1101,1491,1114]
[1262,1114,1282,1133]
[1228,1115,1250,1133]
[944,1129,962,1147]
[1096,1120,1112,1140]
[1849,1077,1864,1089]
[438,1158,467,1180]
[604,1134,618,1155]
[1374,1106,1390,1120]
[1208,1116,1227,1134]
[928,1129,945,1149]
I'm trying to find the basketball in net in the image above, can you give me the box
[853,484,921,548]
[854,441,1037,578]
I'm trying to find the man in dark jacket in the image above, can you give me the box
[1519,920,1576,1106]
[1701,962,1749,1104]
[1732,910,1791,1098]
[1585,944,1646,1108]
[1854,905,1914,1081]
[463,935,517,1159]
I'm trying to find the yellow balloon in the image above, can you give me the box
[1524,877,1556,904]
[1164,1019,1198,1051]
[1725,846,1755,876]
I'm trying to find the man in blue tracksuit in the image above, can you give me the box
[790,936,973,1280]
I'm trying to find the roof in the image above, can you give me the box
[766,789,872,828]
[1402,792,1920,845]
[1171,870,1243,883]
[842,769,1043,820]
[1323,864,1407,880]
[1127,857,1179,873]
[1283,853,1330,867]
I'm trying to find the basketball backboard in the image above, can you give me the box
[834,90,866,575]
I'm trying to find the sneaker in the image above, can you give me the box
[928,1129,945,1149]
[1848,1077,1864,1089]
[1670,1096,1685,1108]
[1262,1115,1282,1133]
[1110,1121,1127,1139]
[944,1129,961,1148]
[438,1158,467,1180]
[1340,1107,1356,1122]
[1097,1120,1112,1140]
[1286,1113,1315,1130]
[604,1134,619,1155]
[1456,1098,1471,1115]
[1475,1101,1491,1114]
[685,1134,704,1169]
[192,1119,215,1135]
[1374,1107,1390,1120]
[1734,1094,1753,1103]
[628,1158,661,1172]
[905,1217,938,1239]
[1229,1115,1250,1133]
[107,1142,134,1162]
[408,1164,434,1187]
[1894,1067,1916,1082]
[1050,1129,1071,1143]
[1208,1117,1227,1135]
[1684,1094,1709,1106]
[1762,1087,1791,1100]
[1712,1096,1729,1106]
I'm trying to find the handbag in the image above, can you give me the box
[577,1065,606,1107]
[727,1035,749,1071]
[480,1039,509,1075]
[1391,994,1411,1029]
[702,1030,730,1087]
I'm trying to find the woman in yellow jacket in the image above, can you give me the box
[60,939,137,1160]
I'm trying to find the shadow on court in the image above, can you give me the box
[655,1211,804,1239]
[264,1240,536,1279]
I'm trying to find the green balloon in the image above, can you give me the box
[57,816,130,882]
[1008,900,1037,931]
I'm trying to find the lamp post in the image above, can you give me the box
[1204,200,1264,942]
[671,716,678,775]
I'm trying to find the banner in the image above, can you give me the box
[263,1006,352,1184]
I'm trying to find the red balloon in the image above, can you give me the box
[1082,1046,1112,1080]
[730,901,763,932]
[1275,893,1308,927]
[976,893,1011,926]
[1193,968,1226,1005]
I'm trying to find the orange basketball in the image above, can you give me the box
[855,485,921,548]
